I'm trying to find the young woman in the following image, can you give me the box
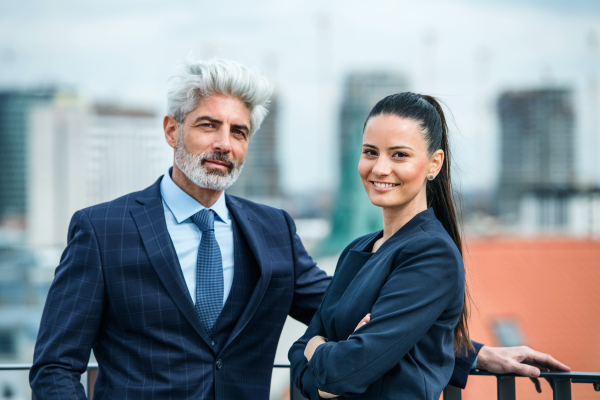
[289,92,472,400]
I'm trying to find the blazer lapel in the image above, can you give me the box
[130,179,212,346]
[223,195,273,347]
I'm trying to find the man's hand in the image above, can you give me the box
[476,346,571,393]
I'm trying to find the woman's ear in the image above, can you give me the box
[429,149,444,177]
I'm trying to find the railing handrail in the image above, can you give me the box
[3,363,599,400]
[470,369,600,381]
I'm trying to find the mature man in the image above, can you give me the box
[30,58,567,399]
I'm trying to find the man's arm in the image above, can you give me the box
[282,210,331,325]
[29,210,105,400]
[451,343,571,391]
[449,341,484,388]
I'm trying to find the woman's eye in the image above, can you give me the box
[362,149,377,157]
[392,152,409,158]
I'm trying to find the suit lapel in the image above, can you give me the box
[223,195,273,348]
[130,179,212,346]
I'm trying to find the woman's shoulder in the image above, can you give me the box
[332,231,381,274]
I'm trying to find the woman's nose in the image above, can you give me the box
[372,158,391,176]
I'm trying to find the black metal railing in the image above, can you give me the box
[3,363,599,400]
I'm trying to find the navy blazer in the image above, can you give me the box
[289,208,467,400]
[30,177,330,400]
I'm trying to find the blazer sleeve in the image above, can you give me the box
[306,236,462,397]
[30,210,105,400]
[288,304,329,400]
[283,210,331,325]
[450,341,484,388]
[288,242,357,400]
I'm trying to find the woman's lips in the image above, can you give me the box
[371,181,400,192]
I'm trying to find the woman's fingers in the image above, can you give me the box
[349,313,371,339]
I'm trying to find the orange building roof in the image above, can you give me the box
[461,238,600,400]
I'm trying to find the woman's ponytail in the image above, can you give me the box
[365,92,474,355]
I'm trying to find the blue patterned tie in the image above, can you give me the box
[190,209,223,337]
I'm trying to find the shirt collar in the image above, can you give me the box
[160,168,230,225]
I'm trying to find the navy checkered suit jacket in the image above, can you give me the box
[30,177,331,400]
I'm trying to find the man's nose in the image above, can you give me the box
[212,127,232,153]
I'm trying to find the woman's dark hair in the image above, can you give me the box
[364,92,473,355]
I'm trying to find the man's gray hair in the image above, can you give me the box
[167,57,274,137]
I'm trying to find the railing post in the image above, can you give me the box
[86,366,91,399]
[290,378,308,400]
[443,384,462,400]
[497,376,516,400]
[553,378,571,400]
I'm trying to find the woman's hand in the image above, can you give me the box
[305,315,370,399]
[305,336,339,398]
[318,389,339,398]
[349,313,371,339]
[304,335,327,361]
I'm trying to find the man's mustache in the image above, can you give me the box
[199,152,237,171]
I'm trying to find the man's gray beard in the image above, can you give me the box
[174,133,244,191]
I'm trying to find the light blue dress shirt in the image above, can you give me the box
[160,169,234,306]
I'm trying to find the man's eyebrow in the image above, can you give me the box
[232,124,250,134]
[192,116,222,125]
[191,116,249,134]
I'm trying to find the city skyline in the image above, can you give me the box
[0,0,598,196]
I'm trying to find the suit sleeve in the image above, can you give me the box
[283,210,331,325]
[306,236,462,397]
[450,341,483,388]
[30,210,105,400]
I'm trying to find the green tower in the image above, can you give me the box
[324,72,408,253]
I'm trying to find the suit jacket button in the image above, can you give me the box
[216,359,223,370]
[211,340,215,346]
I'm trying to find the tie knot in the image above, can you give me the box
[191,209,215,232]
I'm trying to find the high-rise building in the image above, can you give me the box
[325,72,408,252]
[496,88,575,221]
[227,96,281,205]
[27,100,170,248]
[0,89,56,227]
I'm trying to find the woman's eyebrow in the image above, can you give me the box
[388,146,413,151]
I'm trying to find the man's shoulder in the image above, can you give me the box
[225,194,291,225]
[80,177,162,221]
[226,194,283,215]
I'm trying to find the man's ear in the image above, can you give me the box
[164,115,179,149]
[429,149,444,177]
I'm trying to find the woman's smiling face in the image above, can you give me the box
[358,114,442,210]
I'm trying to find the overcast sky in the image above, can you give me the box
[1,0,598,195]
